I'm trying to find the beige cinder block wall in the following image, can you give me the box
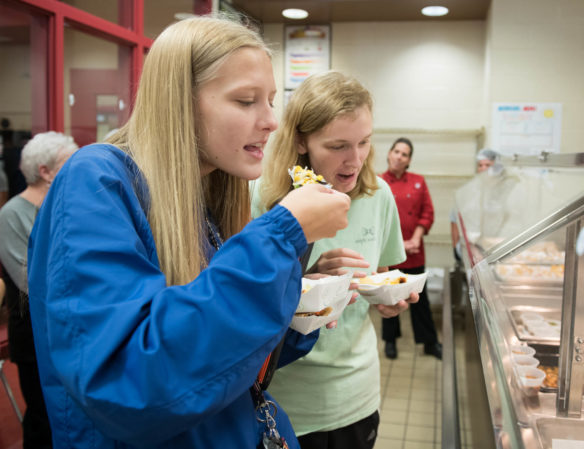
[484,0,584,154]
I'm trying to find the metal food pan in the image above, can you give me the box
[494,263,564,287]
[508,307,561,345]
[535,352,559,393]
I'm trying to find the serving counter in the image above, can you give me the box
[445,152,584,449]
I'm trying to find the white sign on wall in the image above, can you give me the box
[491,103,562,156]
[284,25,331,91]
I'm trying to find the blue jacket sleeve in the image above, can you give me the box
[27,146,308,445]
[277,328,319,368]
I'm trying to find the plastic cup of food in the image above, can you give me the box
[521,312,545,323]
[512,354,540,368]
[510,344,536,357]
[516,366,545,388]
[529,324,558,339]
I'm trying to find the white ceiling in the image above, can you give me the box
[224,0,491,24]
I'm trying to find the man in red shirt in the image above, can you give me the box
[379,137,442,360]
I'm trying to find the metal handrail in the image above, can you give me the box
[442,269,461,449]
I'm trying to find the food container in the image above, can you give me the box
[510,344,536,357]
[356,270,427,306]
[521,312,545,322]
[527,323,559,339]
[512,354,540,368]
[516,365,546,388]
[291,273,352,335]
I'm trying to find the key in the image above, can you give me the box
[263,433,288,449]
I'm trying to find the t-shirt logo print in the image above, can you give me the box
[363,226,375,237]
[356,226,375,245]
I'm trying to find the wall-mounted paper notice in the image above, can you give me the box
[552,439,584,449]
[491,103,562,157]
[284,25,330,90]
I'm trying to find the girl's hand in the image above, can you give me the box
[279,184,350,243]
[307,248,370,277]
[374,291,419,318]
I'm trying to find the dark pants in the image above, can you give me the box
[17,360,53,449]
[382,266,438,345]
[298,411,379,449]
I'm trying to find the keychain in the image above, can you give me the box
[256,398,289,449]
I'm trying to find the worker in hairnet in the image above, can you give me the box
[450,148,501,260]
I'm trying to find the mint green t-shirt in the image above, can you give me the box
[251,177,405,435]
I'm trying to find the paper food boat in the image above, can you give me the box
[291,273,352,335]
[357,270,427,306]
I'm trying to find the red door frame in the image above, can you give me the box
[3,0,158,132]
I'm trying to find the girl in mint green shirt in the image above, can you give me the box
[252,71,418,449]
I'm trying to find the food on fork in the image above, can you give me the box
[288,165,332,189]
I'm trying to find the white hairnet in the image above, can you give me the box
[476,148,499,162]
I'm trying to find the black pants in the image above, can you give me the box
[382,266,438,345]
[17,360,53,449]
[298,411,379,449]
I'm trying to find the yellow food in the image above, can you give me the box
[538,366,558,389]
[289,165,330,188]
[359,275,407,286]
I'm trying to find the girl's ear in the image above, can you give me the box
[296,134,308,155]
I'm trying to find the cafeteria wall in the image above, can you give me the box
[263,0,584,270]
[485,0,584,154]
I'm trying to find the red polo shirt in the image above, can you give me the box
[380,170,434,269]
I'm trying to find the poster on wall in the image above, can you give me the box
[491,103,562,156]
[284,25,331,96]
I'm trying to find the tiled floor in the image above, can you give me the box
[372,307,444,449]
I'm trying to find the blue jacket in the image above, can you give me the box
[28,144,317,448]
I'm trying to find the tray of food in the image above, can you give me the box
[508,307,561,344]
[503,241,565,265]
[495,263,564,284]
[538,364,558,393]
[356,270,427,306]
[291,273,352,335]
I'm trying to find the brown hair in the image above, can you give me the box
[260,71,378,211]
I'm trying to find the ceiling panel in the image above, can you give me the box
[225,0,491,24]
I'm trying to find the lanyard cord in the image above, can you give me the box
[205,216,314,396]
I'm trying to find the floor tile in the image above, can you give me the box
[380,409,408,425]
[373,437,403,449]
[408,400,436,413]
[378,423,406,440]
[403,441,435,449]
[405,425,436,443]
[384,388,410,400]
[407,411,436,427]
[381,397,409,412]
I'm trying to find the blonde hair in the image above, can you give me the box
[260,71,378,211]
[109,16,270,286]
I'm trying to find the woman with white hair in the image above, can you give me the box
[0,130,77,449]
